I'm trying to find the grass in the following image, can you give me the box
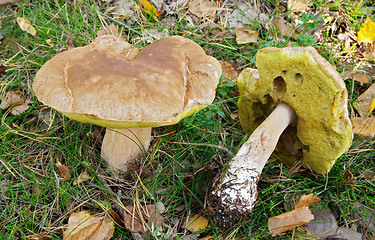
[1,0,374,239]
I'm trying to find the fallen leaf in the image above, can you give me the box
[26,234,52,240]
[358,17,375,43]
[188,0,216,19]
[268,206,314,236]
[235,28,258,44]
[294,194,320,209]
[67,38,75,49]
[96,23,118,37]
[0,0,21,5]
[56,160,70,179]
[0,91,25,110]
[354,83,375,118]
[0,64,6,77]
[220,61,238,81]
[353,73,370,85]
[90,127,105,144]
[350,117,375,138]
[184,214,209,233]
[123,204,164,233]
[45,39,54,47]
[63,211,115,240]
[287,0,311,12]
[73,170,91,185]
[200,236,213,240]
[10,100,32,115]
[273,16,295,37]
[141,0,163,17]
[16,17,37,36]
[307,209,362,240]
[107,209,125,229]
[343,170,353,182]
[112,0,137,25]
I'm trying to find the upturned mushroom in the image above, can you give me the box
[33,35,221,171]
[207,47,353,229]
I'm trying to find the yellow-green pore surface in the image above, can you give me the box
[237,47,353,174]
[33,35,221,129]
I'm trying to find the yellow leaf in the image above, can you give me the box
[184,214,209,232]
[16,17,36,36]
[354,83,375,118]
[350,117,375,138]
[141,0,162,17]
[358,17,375,43]
[46,39,54,47]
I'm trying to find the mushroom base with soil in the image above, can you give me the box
[207,103,296,229]
[101,127,152,171]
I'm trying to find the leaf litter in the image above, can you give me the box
[1,0,375,239]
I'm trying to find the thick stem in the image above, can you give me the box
[208,103,296,229]
[100,127,152,171]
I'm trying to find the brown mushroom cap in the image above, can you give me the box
[237,47,353,174]
[33,35,221,128]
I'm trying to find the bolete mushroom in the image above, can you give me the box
[207,47,353,229]
[33,35,222,171]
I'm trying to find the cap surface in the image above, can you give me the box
[237,47,353,174]
[33,35,221,128]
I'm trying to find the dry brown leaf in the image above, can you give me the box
[354,83,375,118]
[96,23,118,37]
[184,214,209,232]
[294,194,320,209]
[220,61,238,81]
[273,16,295,37]
[188,0,216,19]
[287,0,311,12]
[200,236,213,240]
[353,73,370,85]
[0,91,25,110]
[10,100,32,115]
[268,206,314,236]
[56,160,70,179]
[343,170,353,182]
[0,64,6,77]
[17,17,36,36]
[123,204,164,233]
[350,117,375,138]
[67,38,75,49]
[107,209,125,229]
[73,170,91,185]
[63,211,115,240]
[0,0,21,5]
[235,28,258,44]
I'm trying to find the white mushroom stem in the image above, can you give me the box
[210,103,296,218]
[100,127,152,171]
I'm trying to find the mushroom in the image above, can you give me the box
[33,35,222,171]
[207,47,353,229]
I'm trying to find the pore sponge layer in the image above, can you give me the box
[237,47,353,174]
